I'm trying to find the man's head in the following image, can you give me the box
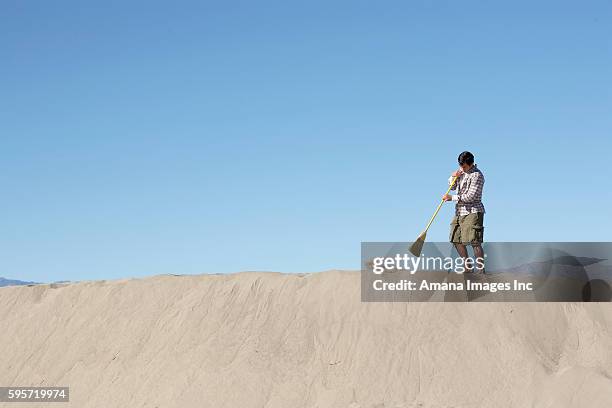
[458,151,475,172]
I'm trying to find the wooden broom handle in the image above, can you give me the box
[424,175,458,233]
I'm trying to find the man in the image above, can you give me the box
[442,151,485,273]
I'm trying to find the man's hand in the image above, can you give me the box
[451,169,463,177]
[442,194,452,202]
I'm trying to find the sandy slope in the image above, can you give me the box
[1,271,612,408]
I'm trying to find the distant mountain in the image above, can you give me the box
[0,277,39,287]
[550,256,606,267]
[493,258,612,279]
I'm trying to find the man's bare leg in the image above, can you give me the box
[454,243,472,273]
[472,244,485,274]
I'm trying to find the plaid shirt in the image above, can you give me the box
[449,164,485,215]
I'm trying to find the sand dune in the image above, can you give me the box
[1,271,612,407]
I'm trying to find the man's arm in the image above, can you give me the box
[448,169,463,191]
[442,171,462,201]
[452,172,484,203]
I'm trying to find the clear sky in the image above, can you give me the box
[2,1,611,282]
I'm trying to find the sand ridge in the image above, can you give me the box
[1,271,611,407]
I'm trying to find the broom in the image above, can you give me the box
[408,175,458,257]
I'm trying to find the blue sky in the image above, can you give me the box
[1,1,611,282]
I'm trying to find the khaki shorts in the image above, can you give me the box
[450,212,484,245]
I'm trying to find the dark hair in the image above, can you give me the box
[458,151,474,165]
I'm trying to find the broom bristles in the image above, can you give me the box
[408,231,427,257]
